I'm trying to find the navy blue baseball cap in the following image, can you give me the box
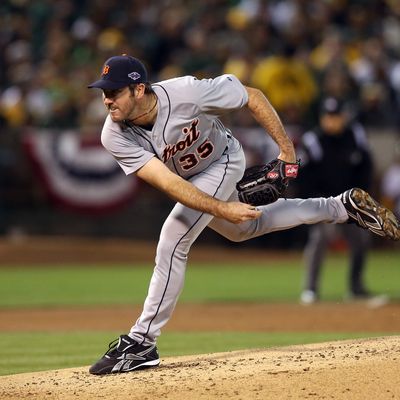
[88,55,148,90]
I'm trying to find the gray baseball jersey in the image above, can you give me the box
[100,74,349,345]
[101,74,246,178]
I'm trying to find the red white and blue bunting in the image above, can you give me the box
[23,129,140,214]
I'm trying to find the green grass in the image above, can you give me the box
[0,251,399,307]
[0,331,389,376]
[0,250,399,376]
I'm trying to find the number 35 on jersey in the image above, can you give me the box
[162,119,214,171]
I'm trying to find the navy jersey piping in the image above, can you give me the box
[124,121,160,160]
[152,84,181,176]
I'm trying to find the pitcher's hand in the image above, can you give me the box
[217,201,262,224]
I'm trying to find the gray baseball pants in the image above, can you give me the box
[129,139,348,344]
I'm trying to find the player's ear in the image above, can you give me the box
[129,84,145,99]
[128,85,136,97]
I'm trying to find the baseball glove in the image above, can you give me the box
[236,159,300,206]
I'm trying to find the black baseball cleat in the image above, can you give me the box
[89,334,160,375]
[340,188,400,241]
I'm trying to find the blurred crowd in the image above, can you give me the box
[2,0,400,130]
[1,0,400,236]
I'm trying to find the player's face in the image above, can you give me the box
[102,87,137,122]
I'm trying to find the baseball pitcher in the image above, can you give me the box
[87,55,399,375]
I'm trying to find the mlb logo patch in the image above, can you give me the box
[128,71,141,80]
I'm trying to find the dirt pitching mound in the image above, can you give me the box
[1,336,399,400]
